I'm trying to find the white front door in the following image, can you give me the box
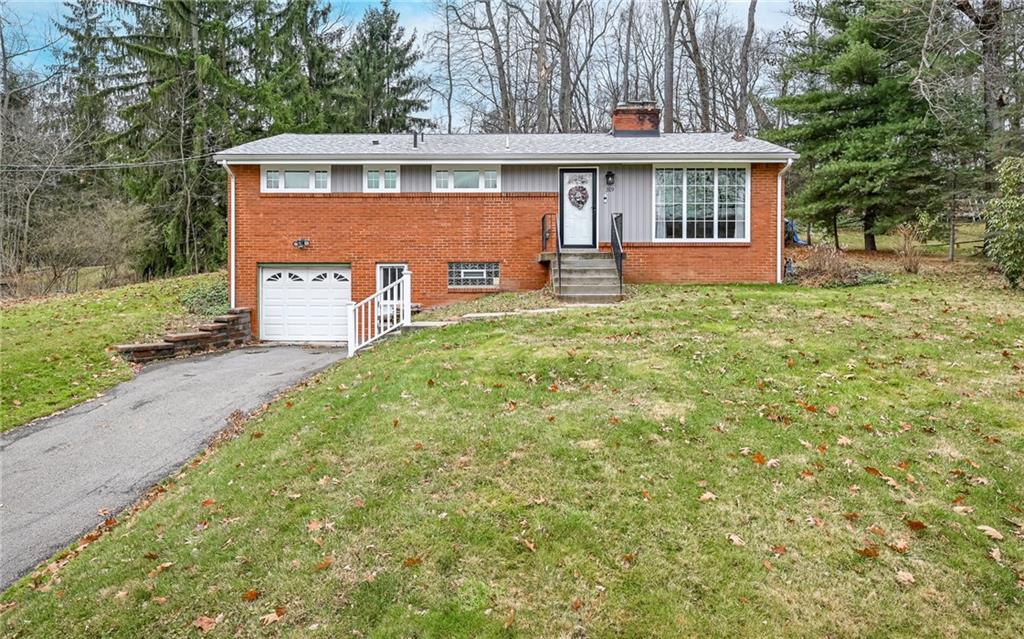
[259,265,351,342]
[559,168,597,249]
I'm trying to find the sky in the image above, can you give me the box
[6,0,796,69]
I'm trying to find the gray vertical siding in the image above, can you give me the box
[599,164,652,243]
[503,165,558,192]
[400,165,431,192]
[331,165,361,192]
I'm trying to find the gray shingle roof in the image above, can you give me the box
[213,132,797,162]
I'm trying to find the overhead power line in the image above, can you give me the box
[0,152,220,172]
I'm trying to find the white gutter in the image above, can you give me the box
[212,153,799,165]
[777,158,794,284]
[219,161,236,308]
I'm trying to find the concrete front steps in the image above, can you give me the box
[548,251,623,303]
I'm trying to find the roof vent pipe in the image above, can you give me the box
[412,131,418,148]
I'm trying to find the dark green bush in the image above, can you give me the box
[180,278,229,316]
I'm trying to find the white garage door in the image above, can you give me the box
[260,265,351,342]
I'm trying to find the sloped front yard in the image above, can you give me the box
[3,263,1022,637]
[0,274,222,431]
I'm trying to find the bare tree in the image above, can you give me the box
[735,0,758,136]
[662,0,685,132]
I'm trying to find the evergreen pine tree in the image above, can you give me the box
[768,1,945,250]
[340,0,427,133]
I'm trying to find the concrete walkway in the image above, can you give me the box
[0,345,346,590]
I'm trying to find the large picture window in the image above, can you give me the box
[654,166,749,241]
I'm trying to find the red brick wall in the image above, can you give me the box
[612,163,782,284]
[230,165,556,337]
[230,162,782,338]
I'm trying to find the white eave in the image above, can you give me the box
[213,152,798,164]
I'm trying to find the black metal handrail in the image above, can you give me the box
[541,212,562,296]
[610,212,625,297]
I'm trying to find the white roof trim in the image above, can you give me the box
[215,153,798,164]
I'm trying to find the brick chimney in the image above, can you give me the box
[611,101,661,137]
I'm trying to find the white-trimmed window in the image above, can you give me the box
[653,165,750,241]
[448,262,499,288]
[261,165,330,193]
[364,165,400,192]
[432,165,501,192]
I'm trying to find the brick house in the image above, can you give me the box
[213,103,797,343]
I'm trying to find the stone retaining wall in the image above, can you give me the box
[114,308,252,363]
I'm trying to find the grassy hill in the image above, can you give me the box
[3,259,1021,637]
[0,274,223,431]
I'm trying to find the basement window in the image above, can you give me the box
[448,262,499,288]
[261,165,330,193]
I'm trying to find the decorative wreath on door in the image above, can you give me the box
[567,175,591,210]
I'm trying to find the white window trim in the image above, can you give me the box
[651,163,752,243]
[260,164,330,193]
[431,165,501,193]
[363,165,401,192]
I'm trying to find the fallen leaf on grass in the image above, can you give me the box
[114,590,128,600]
[905,519,928,532]
[856,544,880,558]
[843,512,860,522]
[194,615,220,632]
[522,538,536,552]
[826,405,839,417]
[977,525,1004,541]
[260,607,286,625]
[403,556,423,567]
[200,499,216,508]
[571,598,582,611]
[727,534,746,546]
[952,505,975,515]
[152,596,167,605]
[147,562,174,578]
[895,570,915,586]
[751,452,766,465]
[990,547,1002,563]
[314,557,333,571]
[770,545,787,556]
[241,589,260,602]
[837,435,852,446]
[306,520,322,532]
[888,539,910,554]
[698,491,717,502]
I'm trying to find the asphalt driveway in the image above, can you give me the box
[0,345,346,590]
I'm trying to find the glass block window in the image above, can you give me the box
[654,167,749,241]
[448,262,499,288]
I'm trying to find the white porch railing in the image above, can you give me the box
[347,271,412,357]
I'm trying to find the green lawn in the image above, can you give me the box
[3,261,1022,638]
[0,273,221,431]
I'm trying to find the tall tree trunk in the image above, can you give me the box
[537,0,550,133]
[622,0,635,102]
[953,0,1004,141]
[482,0,514,132]
[864,209,877,251]
[681,0,712,131]
[735,0,758,135]
[661,1,684,133]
